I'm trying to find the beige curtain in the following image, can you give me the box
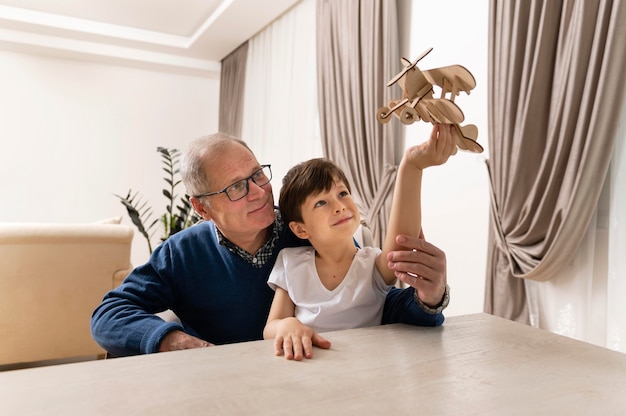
[485,0,626,322]
[316,0,401,246]
[241,0,321,190]
[219,42,249,137]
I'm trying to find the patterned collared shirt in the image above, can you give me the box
[215,209,283,269]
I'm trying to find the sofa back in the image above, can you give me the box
[0,221,133,366]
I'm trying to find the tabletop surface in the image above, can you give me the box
[2,313,625,415]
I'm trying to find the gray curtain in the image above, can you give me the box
[485,0,626,322]
[316,0,401,246]
[219,42,249,137]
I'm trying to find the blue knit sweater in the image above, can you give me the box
[91,220,443,357]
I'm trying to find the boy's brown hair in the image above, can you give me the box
[279,158,352,224]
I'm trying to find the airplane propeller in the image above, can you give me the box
[386,47,433,87]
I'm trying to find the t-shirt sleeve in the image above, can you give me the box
[267,249,288,291]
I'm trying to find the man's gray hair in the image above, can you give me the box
[181,132,252,197]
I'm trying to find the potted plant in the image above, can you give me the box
[116,147,201,254]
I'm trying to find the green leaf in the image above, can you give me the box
[115,190,157,254]
[116,146,198,252]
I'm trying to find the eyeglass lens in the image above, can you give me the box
[225,165,272,201]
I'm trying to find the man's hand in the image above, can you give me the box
[272,317,331,361]
[158,330,214,352]
[387,234,447,308]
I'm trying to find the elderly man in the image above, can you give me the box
[91,133,449,357]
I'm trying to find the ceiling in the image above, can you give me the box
[0,0,301,77]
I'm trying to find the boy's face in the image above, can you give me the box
[289,178,360,244]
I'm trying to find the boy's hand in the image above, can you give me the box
[405,124,456,170]
[273,317,331,360]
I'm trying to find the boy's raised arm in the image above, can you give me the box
[376,124,456,284]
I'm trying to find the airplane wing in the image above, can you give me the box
[422,65,476,95]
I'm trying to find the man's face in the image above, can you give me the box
[195,142,275,245]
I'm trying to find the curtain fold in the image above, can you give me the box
[219,42,249,137]
[485,0,626,322]
[316,0,401,246]
[606,104,626,352]
[240,0,321,195]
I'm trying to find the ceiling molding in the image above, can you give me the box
[0,5,189,47]
[187,0,234,46]
[0,0,300,77]
[0,27,221,77]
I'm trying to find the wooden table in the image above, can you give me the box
[2,313,625,415]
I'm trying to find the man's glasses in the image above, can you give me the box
[193,165,272,202]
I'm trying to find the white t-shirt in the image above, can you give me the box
[267,246,391,333]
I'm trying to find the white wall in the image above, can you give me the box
[0,51,219,267]
[399,0,490,316]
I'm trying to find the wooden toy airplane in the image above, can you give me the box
[376,47,483,154]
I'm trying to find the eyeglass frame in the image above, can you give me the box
[192,164,272,202]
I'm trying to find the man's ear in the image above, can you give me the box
[190,197,212,221]
[289,221,309,240]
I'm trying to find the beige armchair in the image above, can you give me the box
[0,219,133,366]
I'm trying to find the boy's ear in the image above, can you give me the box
[289,221,309,240]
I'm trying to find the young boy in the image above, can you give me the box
[263,124,456,360]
